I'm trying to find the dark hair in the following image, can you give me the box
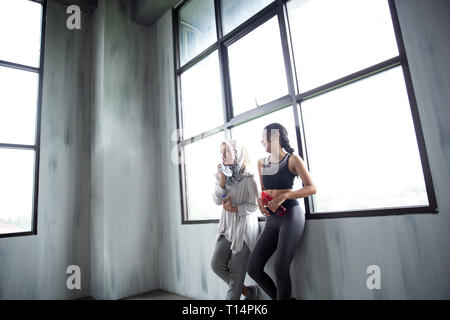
[264,123,295,154]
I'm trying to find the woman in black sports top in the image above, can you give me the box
[247,122,317,300]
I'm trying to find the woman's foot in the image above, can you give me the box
[243,285,259,300]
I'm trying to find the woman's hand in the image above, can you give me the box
[217,163,226,188]
[257,197,270,216]
[222,197,238,213]
[268,193,287,212]
[217,163,226,178]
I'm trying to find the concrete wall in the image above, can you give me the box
[132,0,179,27]
[0,0,92,299]
[152,0,450,299]
[90,0,159,300]
[90,0,105,300]
[151,12,232,300]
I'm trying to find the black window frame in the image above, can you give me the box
[173,0,438,224]
[0,0,47,238]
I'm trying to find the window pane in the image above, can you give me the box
[184,133,226,220]
[180,51,224,139]
[0,66,39,145]
[0,0,42,67]
[301,67,428,213]
[287,0,399,92]
[179,0,216,66]
[221,0,274,35]
[231,106,305,215]
[228,17,288,116]
[0,148,35,234]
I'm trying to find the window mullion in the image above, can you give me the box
[215,0,233,123]
[277,3,313,214]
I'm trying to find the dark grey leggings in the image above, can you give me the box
[247,204,305,300]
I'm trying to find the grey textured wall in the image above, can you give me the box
[151,12,236,300]
[0,0,91,299]
[153,0,450,300]
[90,0,159,300]
[90,0,105,300]
[132,0,179,27]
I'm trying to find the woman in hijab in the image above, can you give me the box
[211,139,260,300]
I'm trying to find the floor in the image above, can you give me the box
[77,289,192,300]
[123,289,192,300]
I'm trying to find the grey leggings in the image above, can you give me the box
[247,204,305,300]
[210,235,251,300]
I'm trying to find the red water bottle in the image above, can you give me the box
[261,192,287,216]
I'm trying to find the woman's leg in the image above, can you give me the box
[226,243,251,300]
[247,224,280,300]
[273,205,305,299]
[210,235,232,285]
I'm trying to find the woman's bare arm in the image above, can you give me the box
[257,158,265,191]
[257,158,270,216]
[284,154,317,200]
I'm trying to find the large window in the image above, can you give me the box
[227,16,288,116]
[173,0,437,223]
[301,67,428,213]
[287,0,399,92]
[0,0,46,237]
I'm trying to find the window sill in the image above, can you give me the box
[306,205,438,219]
[0,231,37,239]
[181,205,438,224]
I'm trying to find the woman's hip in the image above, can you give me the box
[266,203,304,226]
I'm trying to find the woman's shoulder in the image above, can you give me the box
[287,153,303,165]
[257,157,267,167]
[237,172,255,181]
[242,172,259,187]
[232,172,255,185]
[286,153,302,176]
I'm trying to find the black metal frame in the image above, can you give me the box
[0,0,47,238]
[173,0,438,224]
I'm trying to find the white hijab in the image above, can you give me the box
[220,139,246,186]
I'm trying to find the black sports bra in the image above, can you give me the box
[261,153,297,190]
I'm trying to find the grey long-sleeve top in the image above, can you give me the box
[213,172,260,254]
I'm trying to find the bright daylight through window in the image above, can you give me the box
[0,0,44,236]
[174,0,435,222]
